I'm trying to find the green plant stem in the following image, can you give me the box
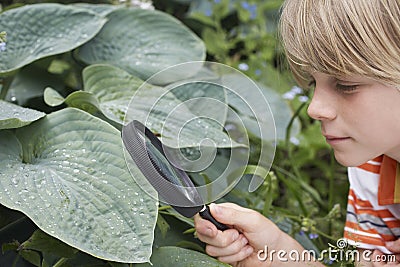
[274,165,324,209]
[280,102,318,218]
[328,151,336,236]
[328,151,336,209]
[11,254,21,267]
[285,102,308,179]
[0,75,13,100]
[274,169,308,216]
[53,258,68,267]
[262,174,273,216]
[158,205,172,211]
[313,227,337,241]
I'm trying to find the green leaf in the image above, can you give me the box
[201,28,229,56]
[83,64,145,124]
[82,64,240,149]
[76,8,205,84]
[44,87,65,107]
[0,100,46,129]
[6,63,66,106]
[19,249,41,266]
[2,240,19,253]
[0,3,107,75]
[137,246,230,267]
[156,214,170,239]
[167,80,227,126]
[223,74,300,141]
[21,230,78,259]
[189,12,218,28]
[0,108,158,263]
[73,3,121,16]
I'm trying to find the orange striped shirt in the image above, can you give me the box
[344,155,400,254]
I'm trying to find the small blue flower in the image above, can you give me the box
[299,230,305,236]
[0,42,6,52]
[238,63,249,71]
[255,69,261,76]
[290,86,303,94]
[248,4,257,19]
[282,91,296,100]
[204,8,212,17]
[241,2,257,19]
[241,1,250,9]
[290,136,300,146]
[308,233,319,239]
[323,258,334,265]
[214,0,221,3]
[298,95,309,103]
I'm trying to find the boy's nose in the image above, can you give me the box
[307,87,337,121]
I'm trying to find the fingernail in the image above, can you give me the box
[246,246,253,255]
[211,203,221,215]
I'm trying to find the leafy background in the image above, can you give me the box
[0,0,351,266]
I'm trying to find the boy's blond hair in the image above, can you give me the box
[279,0,400,88]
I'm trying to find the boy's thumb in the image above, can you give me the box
[209,203,262,232]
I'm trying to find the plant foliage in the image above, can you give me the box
[0,1,350,266]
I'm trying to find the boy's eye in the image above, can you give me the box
[335,83,358,93]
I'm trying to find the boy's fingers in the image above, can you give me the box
[194,214,218,238]
[197,228,240,247]
[372,250,385,267]
[205,234,249,257]
[209,203,264,232]
[386,239,400,254]
[217,246,254,266]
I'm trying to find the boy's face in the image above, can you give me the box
[307,72,400,166]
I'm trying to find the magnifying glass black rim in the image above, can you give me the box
[129,120,196,189]
[122,120,230,230]
[122,119,205,210]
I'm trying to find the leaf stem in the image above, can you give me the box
[11,254,20,267]
[53,258,68,267]
[327,150,336,236]
[313,227,337,241]
[285,102,307,178]
[0,75,13,100]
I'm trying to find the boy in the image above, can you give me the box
[195,0,400,266]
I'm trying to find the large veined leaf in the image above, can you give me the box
[76,8,206,83]
[73,3,121,16]
[222,73,300,141]
[5,62,66,106]
[83,64,147,124]
[45,64,241,149]
[0,100,46,129]
[0,3,107,75]
[0,108,158,263]
[165,80,228,129]
[137,246,231,267]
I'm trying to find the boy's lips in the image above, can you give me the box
[324,135,351,145]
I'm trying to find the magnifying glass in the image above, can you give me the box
[122,120,229,231]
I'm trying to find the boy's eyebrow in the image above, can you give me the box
[335,75,369,83]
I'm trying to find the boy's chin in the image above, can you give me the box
[333,151,370,167]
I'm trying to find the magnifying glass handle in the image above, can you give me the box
[199,205,229,231]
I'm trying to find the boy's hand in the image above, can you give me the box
[194,203,284,266]
[372,239,400,266]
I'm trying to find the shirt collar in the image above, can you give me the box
[378,155,400,205]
